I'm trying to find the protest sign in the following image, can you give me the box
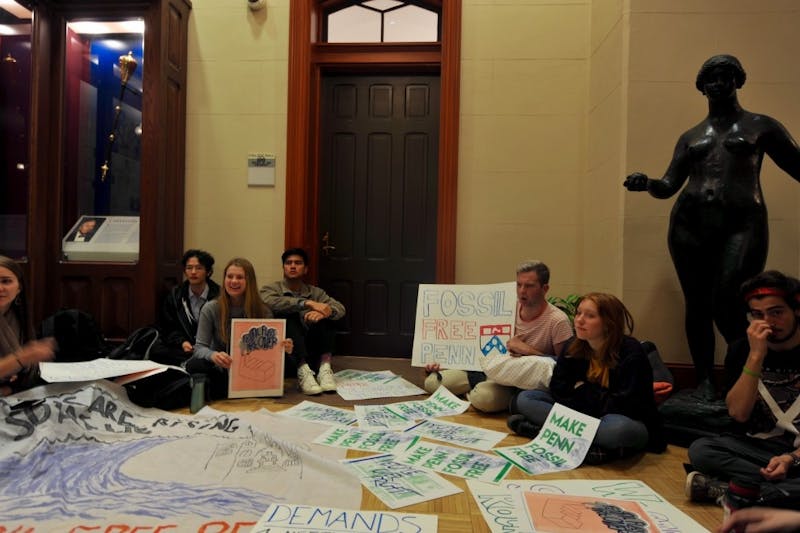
[279,400,358,426]
[385,385,471,420]
[354,404,413,430]
[40,358,176,382]
[411,282,516,371]
[468,479,710,533]
[335,369,426,401]
[395,441,514,484]
[403,418,508,451]
[229,318,286,397]
[314,426,419,453]
[0,382,361,531]
[343,454,462,509]
[494,403,599,474]
[252,503,438,533]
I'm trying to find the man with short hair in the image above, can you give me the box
[686,270,800,508]
[425,260,573,412]
[260,248,346,395]
[68,217,100,242]
[155,249,220,365]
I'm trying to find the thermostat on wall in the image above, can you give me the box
[248,153,276,187]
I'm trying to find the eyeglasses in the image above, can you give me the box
[184,265,206,272]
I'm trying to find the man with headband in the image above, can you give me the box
[685,270,800,508]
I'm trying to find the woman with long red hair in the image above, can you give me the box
[508,292,665,464]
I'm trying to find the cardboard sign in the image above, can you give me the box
[228,318,286,398]
[411,282,516,371]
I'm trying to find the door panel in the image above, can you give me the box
[319,74,439,357]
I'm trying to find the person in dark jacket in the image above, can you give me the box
[508,292,666,464]
[154,249,220,365]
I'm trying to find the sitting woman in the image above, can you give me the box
[186,257,293,400]
[0,256,55,395]
[507,292,665,464]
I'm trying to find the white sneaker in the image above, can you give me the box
[297,364,323,395]
[317,362,337,392]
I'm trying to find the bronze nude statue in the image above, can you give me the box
[624,54,800,396]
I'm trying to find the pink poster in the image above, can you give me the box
[228,319,286,398]
[523,492,661,532]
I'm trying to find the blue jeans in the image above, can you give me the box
[512,389,649,451]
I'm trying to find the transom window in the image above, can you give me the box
[326,0,439,43]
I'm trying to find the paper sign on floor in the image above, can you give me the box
[494,403,599,474]
[343,454,462,509]
[251,503,438,533]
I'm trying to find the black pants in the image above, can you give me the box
[689,434,800,507]
[279,314,337,376]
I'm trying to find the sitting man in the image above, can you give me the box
[425,260,573,412]
[686,270,800,508]
[153,249,220,365]
[260,248,345,395]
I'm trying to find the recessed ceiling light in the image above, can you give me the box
[67,20,145,35]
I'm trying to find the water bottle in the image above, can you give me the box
[190,374,208,414]
[722,479,760,525]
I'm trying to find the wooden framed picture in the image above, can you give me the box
[228,318,286,398]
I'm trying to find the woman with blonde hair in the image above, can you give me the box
[508,292,665,464]
[187,257,292,399]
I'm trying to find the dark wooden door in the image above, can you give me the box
[318,74,439,357]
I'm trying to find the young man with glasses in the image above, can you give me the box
[686,270,800,508]
[155,249,220,365]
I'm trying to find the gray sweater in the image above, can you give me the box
[191,299,247,361]
[259,279,345,320]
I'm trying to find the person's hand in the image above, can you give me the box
[507,336,537,356]
[623,172,649,191]
[306,300,332,318]
[746,318,771,359]
[282,338,294,354]
[760,454,793,481]
[181,341,193,353]
[717,506,800,533]
[304,310,326,323]
[20,338,56,366]
[425,363,441,374]
[211,351,232,369]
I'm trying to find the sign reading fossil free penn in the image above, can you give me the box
[411,282,516,371]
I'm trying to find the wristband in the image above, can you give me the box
[742,366,761,379]
[14,354,25,371]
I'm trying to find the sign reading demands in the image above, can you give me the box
[411,282,516,371]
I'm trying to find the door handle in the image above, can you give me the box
[322,231,336,256]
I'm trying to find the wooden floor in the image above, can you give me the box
[192,394,723,533]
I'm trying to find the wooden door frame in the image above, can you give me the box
[285,0,459,284]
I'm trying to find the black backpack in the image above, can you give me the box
[109,327,192,410]
[124,369,192,410]
[108,327,160,360]
[39,309,110,362]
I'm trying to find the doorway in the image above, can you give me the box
[283,1,461,358]
[318,74,440,356]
